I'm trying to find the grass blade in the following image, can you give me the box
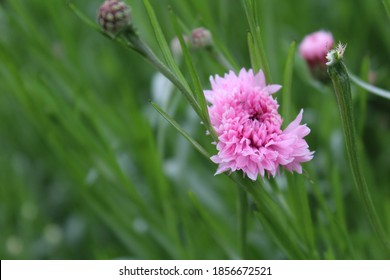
[150,101,211,160]
[247,32,260,72]
[169,10,212,131]
[66,1,111,38]
[231,174,308,259]
[142,0,205,119]
[237,187,248,259]
[242,0,272,82]
[282,41,296,123]
[349,73,390,100]
[384,0,390,19]
[142,0,184,79]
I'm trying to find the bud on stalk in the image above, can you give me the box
[97,0,132,34]
[327,43,390,253]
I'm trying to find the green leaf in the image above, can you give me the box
[384,0,390,19]
[247,32,260,72]
[66,1,111,38]
[282,41,296,123]
[242,0,272,82]
[237,187,248,259]
[142,0,184,80]
[356,56,370,137]
[142,0,204,119]
[230,174,308,259]
[169,10,212,130]
[327,55,390,253]
[349,73,390,100]
[286,173,317,258]
[150,101,211,160]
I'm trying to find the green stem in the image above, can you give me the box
[327,58,390,253]
[237,186,248,259]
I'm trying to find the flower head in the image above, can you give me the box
[299,30,334,68]
[205,68,313,180]
[97,0,132,34]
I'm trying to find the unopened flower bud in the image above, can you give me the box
[326,42,346,67]
[97,0,131,34]
[299,30,334,80]
[191,27,212,48]
[300,30,334,66]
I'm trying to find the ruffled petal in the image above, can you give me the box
[206,69,313,180]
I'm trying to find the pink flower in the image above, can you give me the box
[299,30,334,68]
[205,68,313,180]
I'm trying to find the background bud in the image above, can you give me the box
[299,30,334,81]
[299,30,334,68]
[97,0,131,34]
[191,27,212,48]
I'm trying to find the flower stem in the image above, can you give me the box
[327,55,390,253]
[237,186,248,259]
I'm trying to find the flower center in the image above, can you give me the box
[249,111,263,122]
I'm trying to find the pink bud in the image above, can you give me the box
[299,30,334,68]
[191,27,212,48]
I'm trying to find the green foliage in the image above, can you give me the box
[327,53,389,251]
[1,0,390,260]
[282,41,296,123]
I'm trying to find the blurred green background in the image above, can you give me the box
[1,0,390,259]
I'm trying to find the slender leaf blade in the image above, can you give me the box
[350,73,390,100]
[384,0,390,19]
[67,1,110,38]
[282,41,296,123]
[243,0,272,81]
[142,0,185,80]
[169,10,210,126]
[150,101,211,160]
[247,32,260,72]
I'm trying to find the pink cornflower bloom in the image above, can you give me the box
[205,68,314,180]
[299,30,334,67]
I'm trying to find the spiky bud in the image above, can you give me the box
[97,0,131,34]
[191,27,212,48]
